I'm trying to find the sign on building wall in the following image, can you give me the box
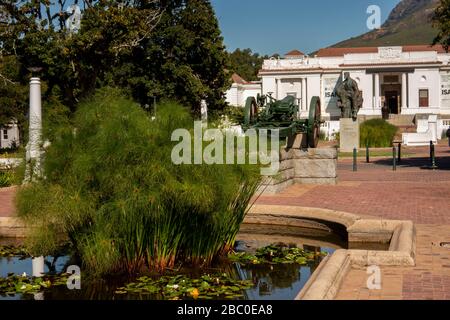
[323,76,341,110]
[441,74,450,108]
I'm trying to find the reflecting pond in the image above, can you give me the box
[0,224,346,300]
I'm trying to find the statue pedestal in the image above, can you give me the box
[340,118,360,153]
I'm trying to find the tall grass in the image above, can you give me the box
[16,88,261,275]
[0,170,13,187]
[360,119,398,148]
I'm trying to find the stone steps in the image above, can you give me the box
[394,125,416,141]
[388,115,415,127]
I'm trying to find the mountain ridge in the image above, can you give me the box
[330,0,439,48]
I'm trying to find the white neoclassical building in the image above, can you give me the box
[0,121,20,149]
[259,45,450,121]
[225,73,262,107]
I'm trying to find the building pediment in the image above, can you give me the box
[378,46,403,59]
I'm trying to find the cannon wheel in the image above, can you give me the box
[244,97,258,125]
[307,96,321,148]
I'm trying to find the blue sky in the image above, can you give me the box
[210,0,400,55]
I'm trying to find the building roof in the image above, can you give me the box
[316,45,446,57]
[285,49,305,57]
[231,73,248,84]
[231,73,262,85]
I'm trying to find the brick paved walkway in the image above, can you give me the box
[336,225,450,300]
[254,144,450,300]
[0,186,16,217]
[257,145,450,225]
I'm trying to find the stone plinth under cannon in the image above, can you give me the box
[243,94,337,193]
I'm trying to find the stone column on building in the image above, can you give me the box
[374,73,380,109]
[276,78,281,100]
[302,78,307,111]
[402,72,408,111]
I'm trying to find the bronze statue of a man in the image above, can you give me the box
[336,72,363,121]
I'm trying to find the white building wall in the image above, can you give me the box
[241,86,262,106]
[280,79,302,100]
[0,124,20,149]
[225,85,239,106]
[262,76,276,98]
[226,84,262,107]
[405,69,441,115]
[307,75,321,104]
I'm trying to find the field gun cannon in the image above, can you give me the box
[243,94,322,148]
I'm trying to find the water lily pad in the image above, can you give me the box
[228,244,327,266]
[116,273,253,300]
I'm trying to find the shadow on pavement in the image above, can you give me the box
[372,156,450,170]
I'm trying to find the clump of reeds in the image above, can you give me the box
[16,88,261,275]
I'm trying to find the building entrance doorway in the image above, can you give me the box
[385,91,399,114]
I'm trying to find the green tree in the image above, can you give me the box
[432,0,450,52]
[0,56,27,132]
[0,0,162,111]
[112,0,230,113]
[228,48,267,81]
[0,0,230,114]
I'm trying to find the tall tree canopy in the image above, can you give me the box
[0,56,27,128]
[432,0,450,52]
[0,0,230,127]
[228,48,268,81]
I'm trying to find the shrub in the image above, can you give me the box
[0,170,13,187]
[360,119,398,148]
[16,88,261,276]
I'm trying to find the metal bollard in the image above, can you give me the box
[393,146,397,171]
[397,142,401,163]
[430,141,438,170]
[430,140,433,162]
[353,148,357,172]
[366,143,370,163]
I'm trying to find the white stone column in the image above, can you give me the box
[302,78,307,111]
[276,78,281,100]
[402,73,408,112]
[29,77,42,159]
[374,73,380,109]
[25,77,43,182]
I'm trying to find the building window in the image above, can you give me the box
[3,129,8,140]
[419,89,429,107]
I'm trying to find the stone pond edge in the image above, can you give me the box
[246,205,416,301]
[1,204,416,301]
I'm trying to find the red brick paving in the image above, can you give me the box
[0,186,16,217]
[257,145,450,225]
[403,274,450,300]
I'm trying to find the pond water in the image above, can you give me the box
[0,224,345,300]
